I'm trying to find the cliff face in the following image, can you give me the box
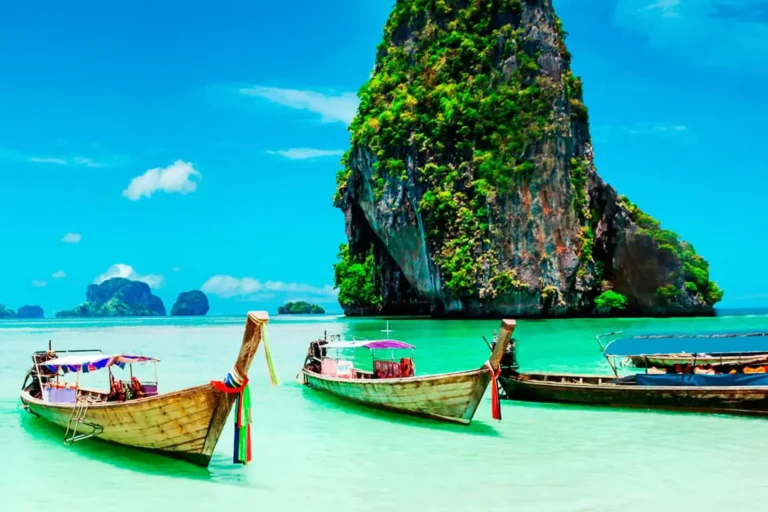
[57,278,166,317]
[334,0,722,317]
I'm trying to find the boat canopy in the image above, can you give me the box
[43,354,159,374]
[603,331,768,358]
[323,340,415,350]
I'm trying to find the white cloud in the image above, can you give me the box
[593,122,692,143]
[627,123,688,135]
[266,148,345,160]
[644,0,681,17]
[123,160,201,201]
[29,157,67,165]
[28,156,107,167]
[32,280,47,287]
[172,267,181,272]
[94,264,165,289]
[52,270,66,279]
[62,233,82,244]
[73,157,104,168]
[615,0,768,70]
[239,86,358,124]
[202,275,338,301]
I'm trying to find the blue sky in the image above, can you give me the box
[1,0,766,316]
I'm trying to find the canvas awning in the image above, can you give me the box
[44,354,159,373]
[603,331,768,357]
[323,340,415,350]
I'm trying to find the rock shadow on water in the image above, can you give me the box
[299,386,501,437]
[17,410,271,489]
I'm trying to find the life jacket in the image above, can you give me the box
[109,377,125,401]
[130,377,144,398]
[399,357,414,377]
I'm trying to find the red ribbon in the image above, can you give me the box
[210,377,249,394]
[485,362,502,421]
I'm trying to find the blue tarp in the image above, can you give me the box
[635,372,768,387]
[603,332,768,357]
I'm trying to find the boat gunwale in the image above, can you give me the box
[503,372,768,392]
[20,382,215,411]
[301,366,485,386]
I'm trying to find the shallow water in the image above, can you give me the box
[2,313,768,511]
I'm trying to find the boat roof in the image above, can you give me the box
[603,331,768,357]
[323,339,415,350]
[44,354,159,373]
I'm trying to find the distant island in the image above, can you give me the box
[171,290,209,316]
[56,277,166,317]
[17,305,44,319]
[0,304,44,319]
[278,301,325,315]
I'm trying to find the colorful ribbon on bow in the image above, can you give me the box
[210,321,279,465]
[485,361,502,421]
[211,365,251,464]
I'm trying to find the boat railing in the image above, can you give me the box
[596,331,622,351]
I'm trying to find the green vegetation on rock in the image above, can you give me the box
[336,0,570,299]
[594,291,628,311]
[620,196,723,306]
[278,301,326,315]
[334,0,722,316]
[333,243,382,311]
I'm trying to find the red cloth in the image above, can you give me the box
[485,362,502,421]
[210,377,249,393]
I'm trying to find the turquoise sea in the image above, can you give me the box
[3,312,768,511]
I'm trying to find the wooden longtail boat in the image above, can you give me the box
[499,328,768,417]
[596,330,768,369]
[19,311,274,467]
[298,319,515,424]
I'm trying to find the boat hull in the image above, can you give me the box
[500,372,768,416]
[19,310,270,467]
[21,383,227,466]
[302,369,491,424]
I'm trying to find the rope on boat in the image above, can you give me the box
[262,324,280,387]
[485,361,502,421]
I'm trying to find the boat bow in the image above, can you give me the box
[201,311,271,464]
